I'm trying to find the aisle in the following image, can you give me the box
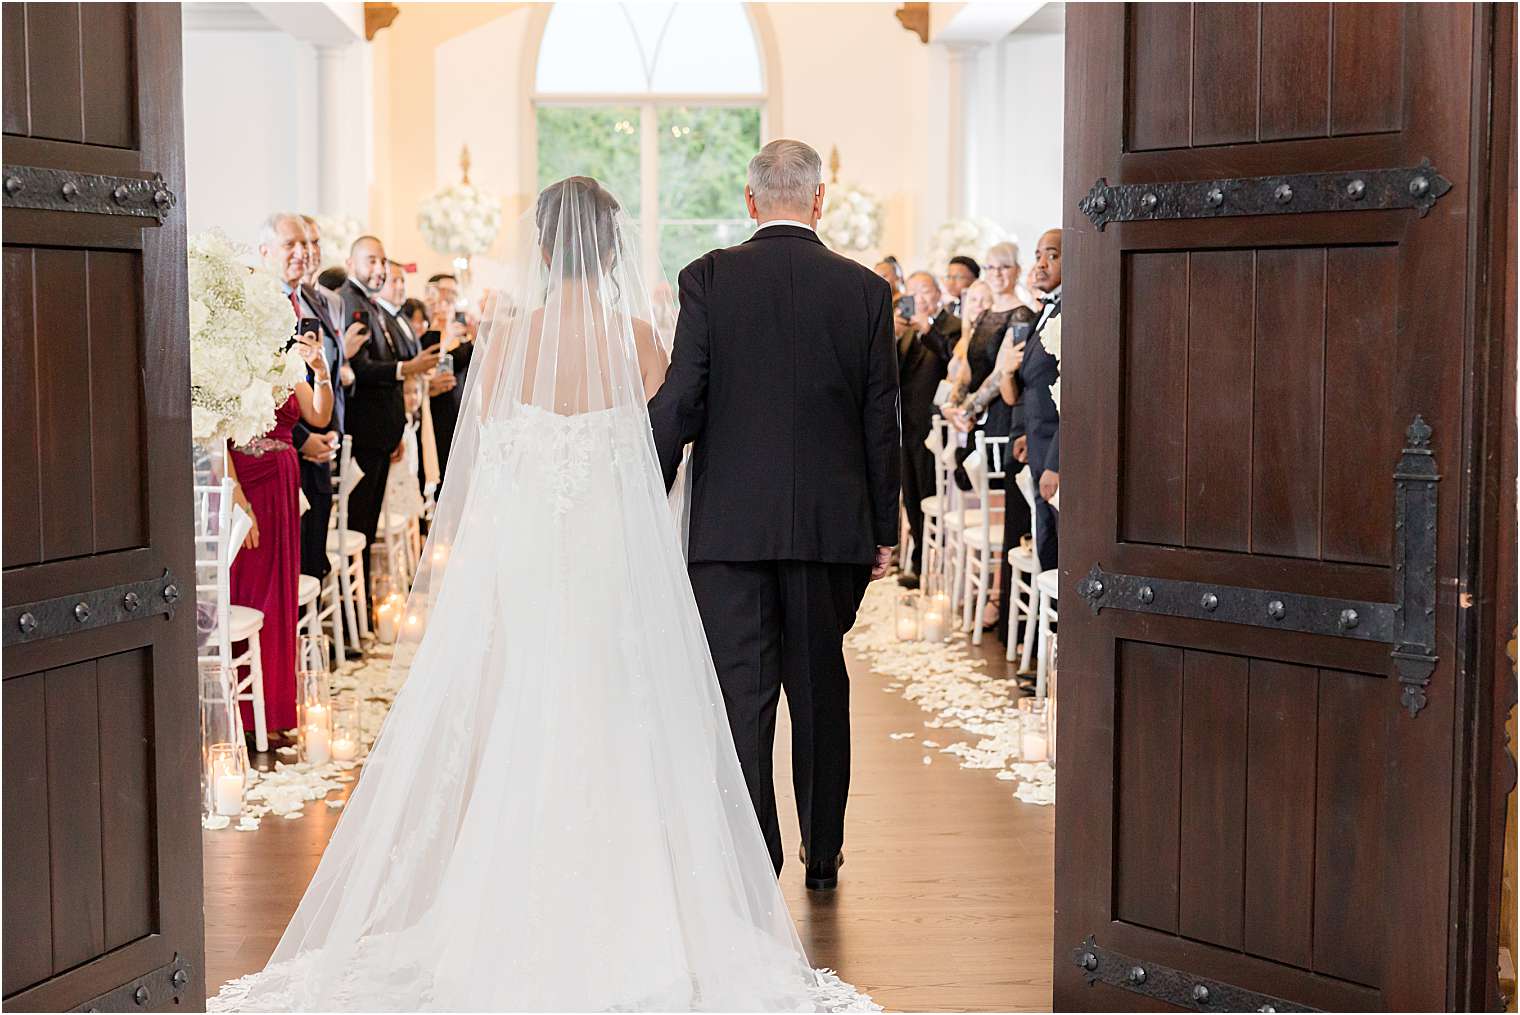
[202,591,1055,1012]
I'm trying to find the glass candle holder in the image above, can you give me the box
[894,590,922,641]
[1046,633,1058,767]
[298,635,333,766]
[1019,697,1050,763]
[330,691,362,763]
[200,660,247,818]
[920,574,952,643]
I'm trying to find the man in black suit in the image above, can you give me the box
[895,270,959,587]
[649,139,900,891]
[339,236,440,597]
[1015,228,1062,572]
[259,213,349,580]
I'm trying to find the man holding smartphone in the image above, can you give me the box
[341,236,441,602]
[424,273,477,483]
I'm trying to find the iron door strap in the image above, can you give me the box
[1078,160,1452,230]
[71,953,193,1012]
[1078,416,1440,716]
[2,164,176,222]
[1073,936,1320,1013]
[4,570,181,647]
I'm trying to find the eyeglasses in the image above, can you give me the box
[985,264,1015,272]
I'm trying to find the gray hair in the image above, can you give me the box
[747,139,822,214]
[259,211,303,248]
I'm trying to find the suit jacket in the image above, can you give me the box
[898,308,958,443]
[649,225,901,565]
[338,279,406,453]
[1016,297,1061,478]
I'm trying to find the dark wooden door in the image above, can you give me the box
[1056,4,1514,1011]
[2,4,204,1011]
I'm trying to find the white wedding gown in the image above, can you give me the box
[210,181,875,1012]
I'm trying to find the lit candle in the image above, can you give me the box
[213,771,243,816]
[1022,730,1048,762]
[922,610,947,643]
[896,616,919,641]
[304,723,332,765]
[331,735,358,761]
[376,604,398,643]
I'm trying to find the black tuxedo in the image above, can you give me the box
[649,223,900,874]
[898,309,958,575]
[290,283,347,579]
[338,279,406,589]
[1016,295,1061,570]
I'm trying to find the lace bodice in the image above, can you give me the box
[478,404,654,517]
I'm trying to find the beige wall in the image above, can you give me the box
[369,2,941,283]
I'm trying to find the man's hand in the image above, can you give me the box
[444,319,469,350]
[338,363,355,387]
[427,371,457,397]
[401,346,443,377]
[299,431,339,464]
[342,320,370,358]
[1039,469,1059,503]
[910,312,933,335]
[1013,434,1028,463]
[870,545,893,581]
[997,339,1026,377]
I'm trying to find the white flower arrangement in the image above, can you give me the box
[310,214,365,271]
[188,230,305,447]
[416,181,503,258]
[926,217,1011,279]
[817,182,884,253]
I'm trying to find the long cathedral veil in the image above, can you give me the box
[211,179,871,1011]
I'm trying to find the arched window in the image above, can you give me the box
[534,2,766,281]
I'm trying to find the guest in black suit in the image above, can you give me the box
[259,213,350,581]
[650,139,899,891]
[1014,229,1062,571]
[943,255,979,317]
[339,236,440,597]
[895,270,959,587]
[422,274,476,483]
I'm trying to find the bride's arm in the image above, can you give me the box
[633,318,669,399]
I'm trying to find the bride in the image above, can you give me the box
[210,178,875,1012]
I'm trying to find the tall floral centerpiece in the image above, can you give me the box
[187,230,305,469]
[816,145,884,255]
[417,145,503,286]
[926,217,1010,279]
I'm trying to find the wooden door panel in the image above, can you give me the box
[3,4,201,1010]
[1125,2,1407,152]
[1118,242,1402,565]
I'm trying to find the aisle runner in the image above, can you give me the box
[202,647,405,831]
[845,581,1056,806]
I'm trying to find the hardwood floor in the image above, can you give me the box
[202,624,1055,1011]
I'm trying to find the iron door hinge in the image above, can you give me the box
[3,164,176,223]
[1078,416,1439,716]
[1073,936,1320,1012]
[5,570,181,647]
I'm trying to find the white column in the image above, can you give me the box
[316,44,346,217]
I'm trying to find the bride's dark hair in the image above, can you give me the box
[536,176,622,281]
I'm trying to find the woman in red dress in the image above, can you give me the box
[226,333,334,741]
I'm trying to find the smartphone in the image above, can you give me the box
[454,311,468,326]
[436,352,454,376]
[298,317,322,339]
[895,294,916,320]
[420,329,442,349]
[353,309,371,331]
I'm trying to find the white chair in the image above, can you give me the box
[918,418,952,591]
[1007,468,1043,668]
[326,435,371,651]
[960,431,1008,644]
[1035,568,1058,700]
[374,504,422,592]
[193,479,268,751]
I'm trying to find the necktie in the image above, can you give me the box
[289,289,302,321]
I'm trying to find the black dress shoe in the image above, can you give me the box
[799,845,845,890]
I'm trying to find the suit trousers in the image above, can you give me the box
[348,444,392,597]
[900,434,936,577]
[688,560,869,875]
[1030,464,1058,573]
[298,458,333,580]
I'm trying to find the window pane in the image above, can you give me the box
[657,106,760,222]
[536,106,642,217]
[658,221,752,281]
[649,3,763,95]
[535,3,649,94]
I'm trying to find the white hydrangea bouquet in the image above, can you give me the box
[927,217,1010,278]
[817,182,883,253]
[417,181,503,258]
[187,230,305,447]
